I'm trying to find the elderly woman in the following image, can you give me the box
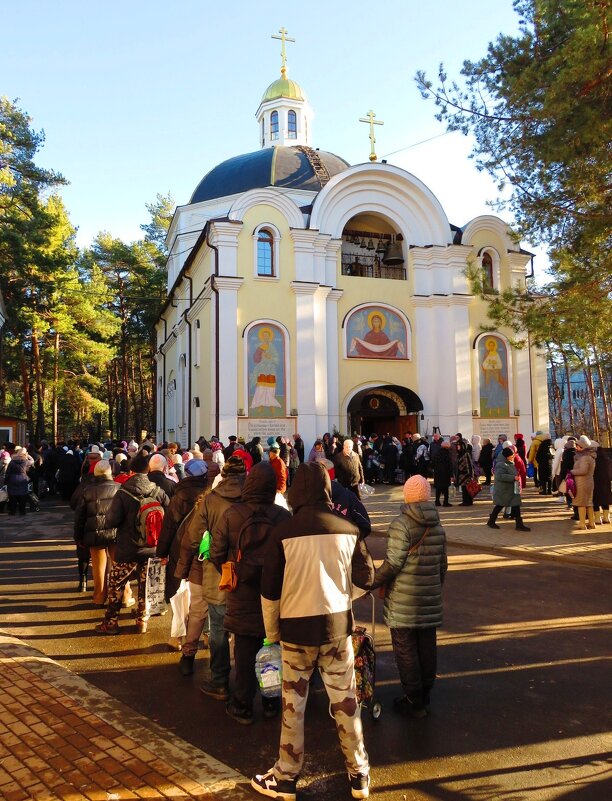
[487,447,530,531]
[455,439,476,506]
[371,475,447,717]
[572,435,598,530]
[73,459,131,606]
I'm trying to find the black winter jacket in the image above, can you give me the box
[432,449,453,489]
[105,473,170,563]
[73,476,118,547]
[156,474,208,600]
[148,470,176,498]
[212,463,291,637]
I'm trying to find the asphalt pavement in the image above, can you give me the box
[1,483,611,800]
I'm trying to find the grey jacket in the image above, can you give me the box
[492,458,521,507]
[371,501,447,629]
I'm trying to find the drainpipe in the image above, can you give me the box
[206,224,220,437]
[158,313,169,438]
[183,273,193,448]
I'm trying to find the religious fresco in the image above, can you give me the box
[248,323,286,418]
[346,306,408,359]
[479,334,510,418]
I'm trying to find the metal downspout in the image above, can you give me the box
[206,226,220,437]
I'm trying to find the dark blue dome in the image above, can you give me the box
[190,146,349,204]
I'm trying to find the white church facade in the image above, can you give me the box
[155,43,549,452]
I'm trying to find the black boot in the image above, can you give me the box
[515,518,531,532]
[77,559,89,592]
[487,512,500,529]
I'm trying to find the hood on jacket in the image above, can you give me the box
[564,439,577,450]
[211,473,245,501]
[287,462,332,513]
[121,473,159,497]
[241,462,277,505]
[471,435,481,445]
[400,499,439,528]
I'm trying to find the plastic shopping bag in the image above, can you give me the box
[170,579,191,639]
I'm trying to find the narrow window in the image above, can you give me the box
[257,229,274,276]
[482,252,494,290]
[261,118,265,147]
[270,111,279,141]
[288,110,297,138]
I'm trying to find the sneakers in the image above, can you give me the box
[200,680,230,701]
[226,701,254,725]
[94,620,119,635]
[179,654,195,676]
[349,772,371,799]
[250,770,297,800]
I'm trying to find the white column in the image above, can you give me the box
[324,239,343,289]
[414,296,472,437]
[290,229,319,283]
[209,221,242,276]
[291,281,319,448]
[213,276,244,442]
[326,289,343,434]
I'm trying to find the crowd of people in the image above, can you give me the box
[1,428,610,799]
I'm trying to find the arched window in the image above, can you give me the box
[270,111,279,141]
[482,251,494,290]
[288,110,297,138]
[257,229,274,276]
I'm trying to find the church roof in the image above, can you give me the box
[261,77,305,103]
[190,146,350,204]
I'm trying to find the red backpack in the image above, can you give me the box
[120,487,164,548]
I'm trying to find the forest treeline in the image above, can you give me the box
[0,95,173,443]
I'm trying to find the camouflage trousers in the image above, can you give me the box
[273,636,369,781]
[104,561,147,625]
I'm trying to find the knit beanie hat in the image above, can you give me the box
[403,475,431,503]
[502,447,514,458]
[222,455,247,476]
[578,435,591,448]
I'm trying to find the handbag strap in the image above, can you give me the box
[408,527,430,555]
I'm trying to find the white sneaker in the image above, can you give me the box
[251,770,297,800]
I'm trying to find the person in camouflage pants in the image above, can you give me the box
[275,639,368,780]
[252,462,374,801]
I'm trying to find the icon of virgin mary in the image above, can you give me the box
[350,310,405,359]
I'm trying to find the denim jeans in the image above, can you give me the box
[208,603,230,687]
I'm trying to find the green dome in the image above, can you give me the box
[261,77,305,103]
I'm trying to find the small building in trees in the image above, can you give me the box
[155,36,549,451]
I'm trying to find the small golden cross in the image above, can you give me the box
[271,27,296,78]
[359,110,384,162]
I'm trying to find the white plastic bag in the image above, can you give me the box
[170,579,191,638]
[358,483,375,497]
[0,486,8,504]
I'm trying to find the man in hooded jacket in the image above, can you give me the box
[252,462,374,801]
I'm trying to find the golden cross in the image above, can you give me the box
[359,110,384,162]
[271,27,296,78]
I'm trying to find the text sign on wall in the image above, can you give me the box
[474,418,518,442]
[237,417,296,442]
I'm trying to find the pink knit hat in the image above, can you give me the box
[403,475,431,503]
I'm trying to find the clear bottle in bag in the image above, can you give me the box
[255,639,282,698]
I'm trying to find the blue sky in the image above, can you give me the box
[3,1,544,267]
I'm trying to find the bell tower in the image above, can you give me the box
[256,27,312,149]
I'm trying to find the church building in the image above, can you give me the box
[155,32,549,451]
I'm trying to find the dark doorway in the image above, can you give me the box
[347,385,423,439]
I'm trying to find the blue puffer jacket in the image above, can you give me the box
[5,455,30,496]
[371,500,447,629]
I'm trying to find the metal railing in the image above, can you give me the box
[341,254,406,281]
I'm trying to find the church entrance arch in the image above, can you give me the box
[346,385,424,440]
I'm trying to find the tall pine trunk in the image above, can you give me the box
[593,347,611,446]
[20,352,34,441]
[52,332,60,443]
[31,330,46,443]
[560,349,575,432]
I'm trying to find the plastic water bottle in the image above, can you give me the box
[255,639,282,697]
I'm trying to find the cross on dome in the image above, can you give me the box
[271,27,295,79]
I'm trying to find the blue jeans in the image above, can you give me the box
[208,603,230,687]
